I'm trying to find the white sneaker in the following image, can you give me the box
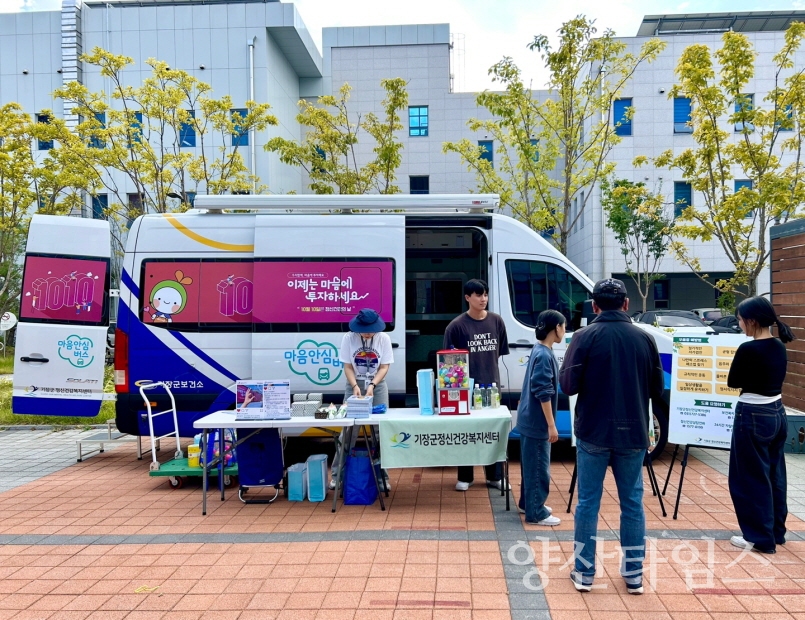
[730,535,751,550]
[730,535,775,554]
[329,478,337,490]
[486,479,512,491]
[518,505,552,515]
[529,515,561,526]
[455,481,474,491]
[379,479,391,492]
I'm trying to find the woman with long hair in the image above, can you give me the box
[727,296,795,554]
[516,309,566,526]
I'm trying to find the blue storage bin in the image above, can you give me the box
[306,454,329,502]
[287,463,307,501]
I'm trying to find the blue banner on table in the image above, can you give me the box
[379,415,509,468]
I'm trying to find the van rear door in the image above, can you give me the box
[13,215,111,416]
[251,214,406,398]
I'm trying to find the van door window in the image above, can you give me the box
[140,259,254,331]
[505,259,590,330]
[253,258,395,332]
[21,255,109,325]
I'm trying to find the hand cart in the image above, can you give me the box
[140,382,237,489]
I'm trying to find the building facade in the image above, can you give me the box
[1,2,802,308]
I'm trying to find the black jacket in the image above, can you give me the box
[559,310,664,449]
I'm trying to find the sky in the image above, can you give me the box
[0,0,801,91]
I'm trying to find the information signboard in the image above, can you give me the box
[668,333,749,448]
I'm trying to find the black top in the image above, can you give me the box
[443,311,510,386]
[559,310,665,449]
[727,338,788,396]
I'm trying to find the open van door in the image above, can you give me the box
[13,215,111,417]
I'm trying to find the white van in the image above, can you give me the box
[14,195,672,451]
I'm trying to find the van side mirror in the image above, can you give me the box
[580,299,596,327]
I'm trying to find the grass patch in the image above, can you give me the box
[0,360,116,427]
[0,348,15,375]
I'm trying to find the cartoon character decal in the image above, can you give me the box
[148,270,193,323]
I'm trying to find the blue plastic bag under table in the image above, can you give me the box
[343,448,378,505]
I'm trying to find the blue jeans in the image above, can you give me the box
[729,400,788,552]
[574,439,646,584]
[518,434,551,522]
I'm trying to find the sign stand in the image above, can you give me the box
[565,452,667,517]
[661,443,730,519]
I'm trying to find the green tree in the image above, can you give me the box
[54,47,277,223]
[444,16,665,254]
[0,104,96,317]
[639,24,805,297]
[602,178,674,313]
[265,79,408,194]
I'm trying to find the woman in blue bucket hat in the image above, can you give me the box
[330,308,394,489]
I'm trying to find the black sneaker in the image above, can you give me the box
[570,570,593,592]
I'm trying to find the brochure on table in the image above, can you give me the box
[235,380,291,420]
[668,333,749,449]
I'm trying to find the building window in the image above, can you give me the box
[129,111,143,147]
[91,194,108,220]
[653,279,669,309]
[186,192,196,208]
[735,179,753,218]
[579,191,585,230]
[231,109,248,147]
[777,104,794,131]
[673,182,692,218]
[37,114,53,150]
[410,176,429,194]
[89,112,106,149]
[478,140,494,167]
[409,106,428,137]
[127,192,143,228]
[180,110,196,147]
[735,94,754,133]
[613,98,632,136]
[673,97,693,134]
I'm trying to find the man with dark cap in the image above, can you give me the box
[559,278,664,596]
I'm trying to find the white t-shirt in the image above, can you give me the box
[339,332,394,383]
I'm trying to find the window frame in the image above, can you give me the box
[409,175,429,195]
[673,97,693,134]
[734,93,755,133]
[37,113,54,151]
[231,108,248,147]
[179,110,196,148]
[613,98,633,137]
[478,140,494,167]
[408,106,429,137]
[673,181,692,218]
[89,112,106,149]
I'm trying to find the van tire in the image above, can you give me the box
[649,399,669,461]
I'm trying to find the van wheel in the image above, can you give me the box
[648,401,669,461]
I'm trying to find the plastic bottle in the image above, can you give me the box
[490,383,500,409]
[648,420,656,448]
[472,384,483,410]
[482,385,491,408]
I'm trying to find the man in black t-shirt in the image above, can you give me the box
[443,278,510,491]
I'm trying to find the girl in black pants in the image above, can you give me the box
[727,296,794,554]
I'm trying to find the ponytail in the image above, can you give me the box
[776,318,796,344]
[736,296,796,343]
